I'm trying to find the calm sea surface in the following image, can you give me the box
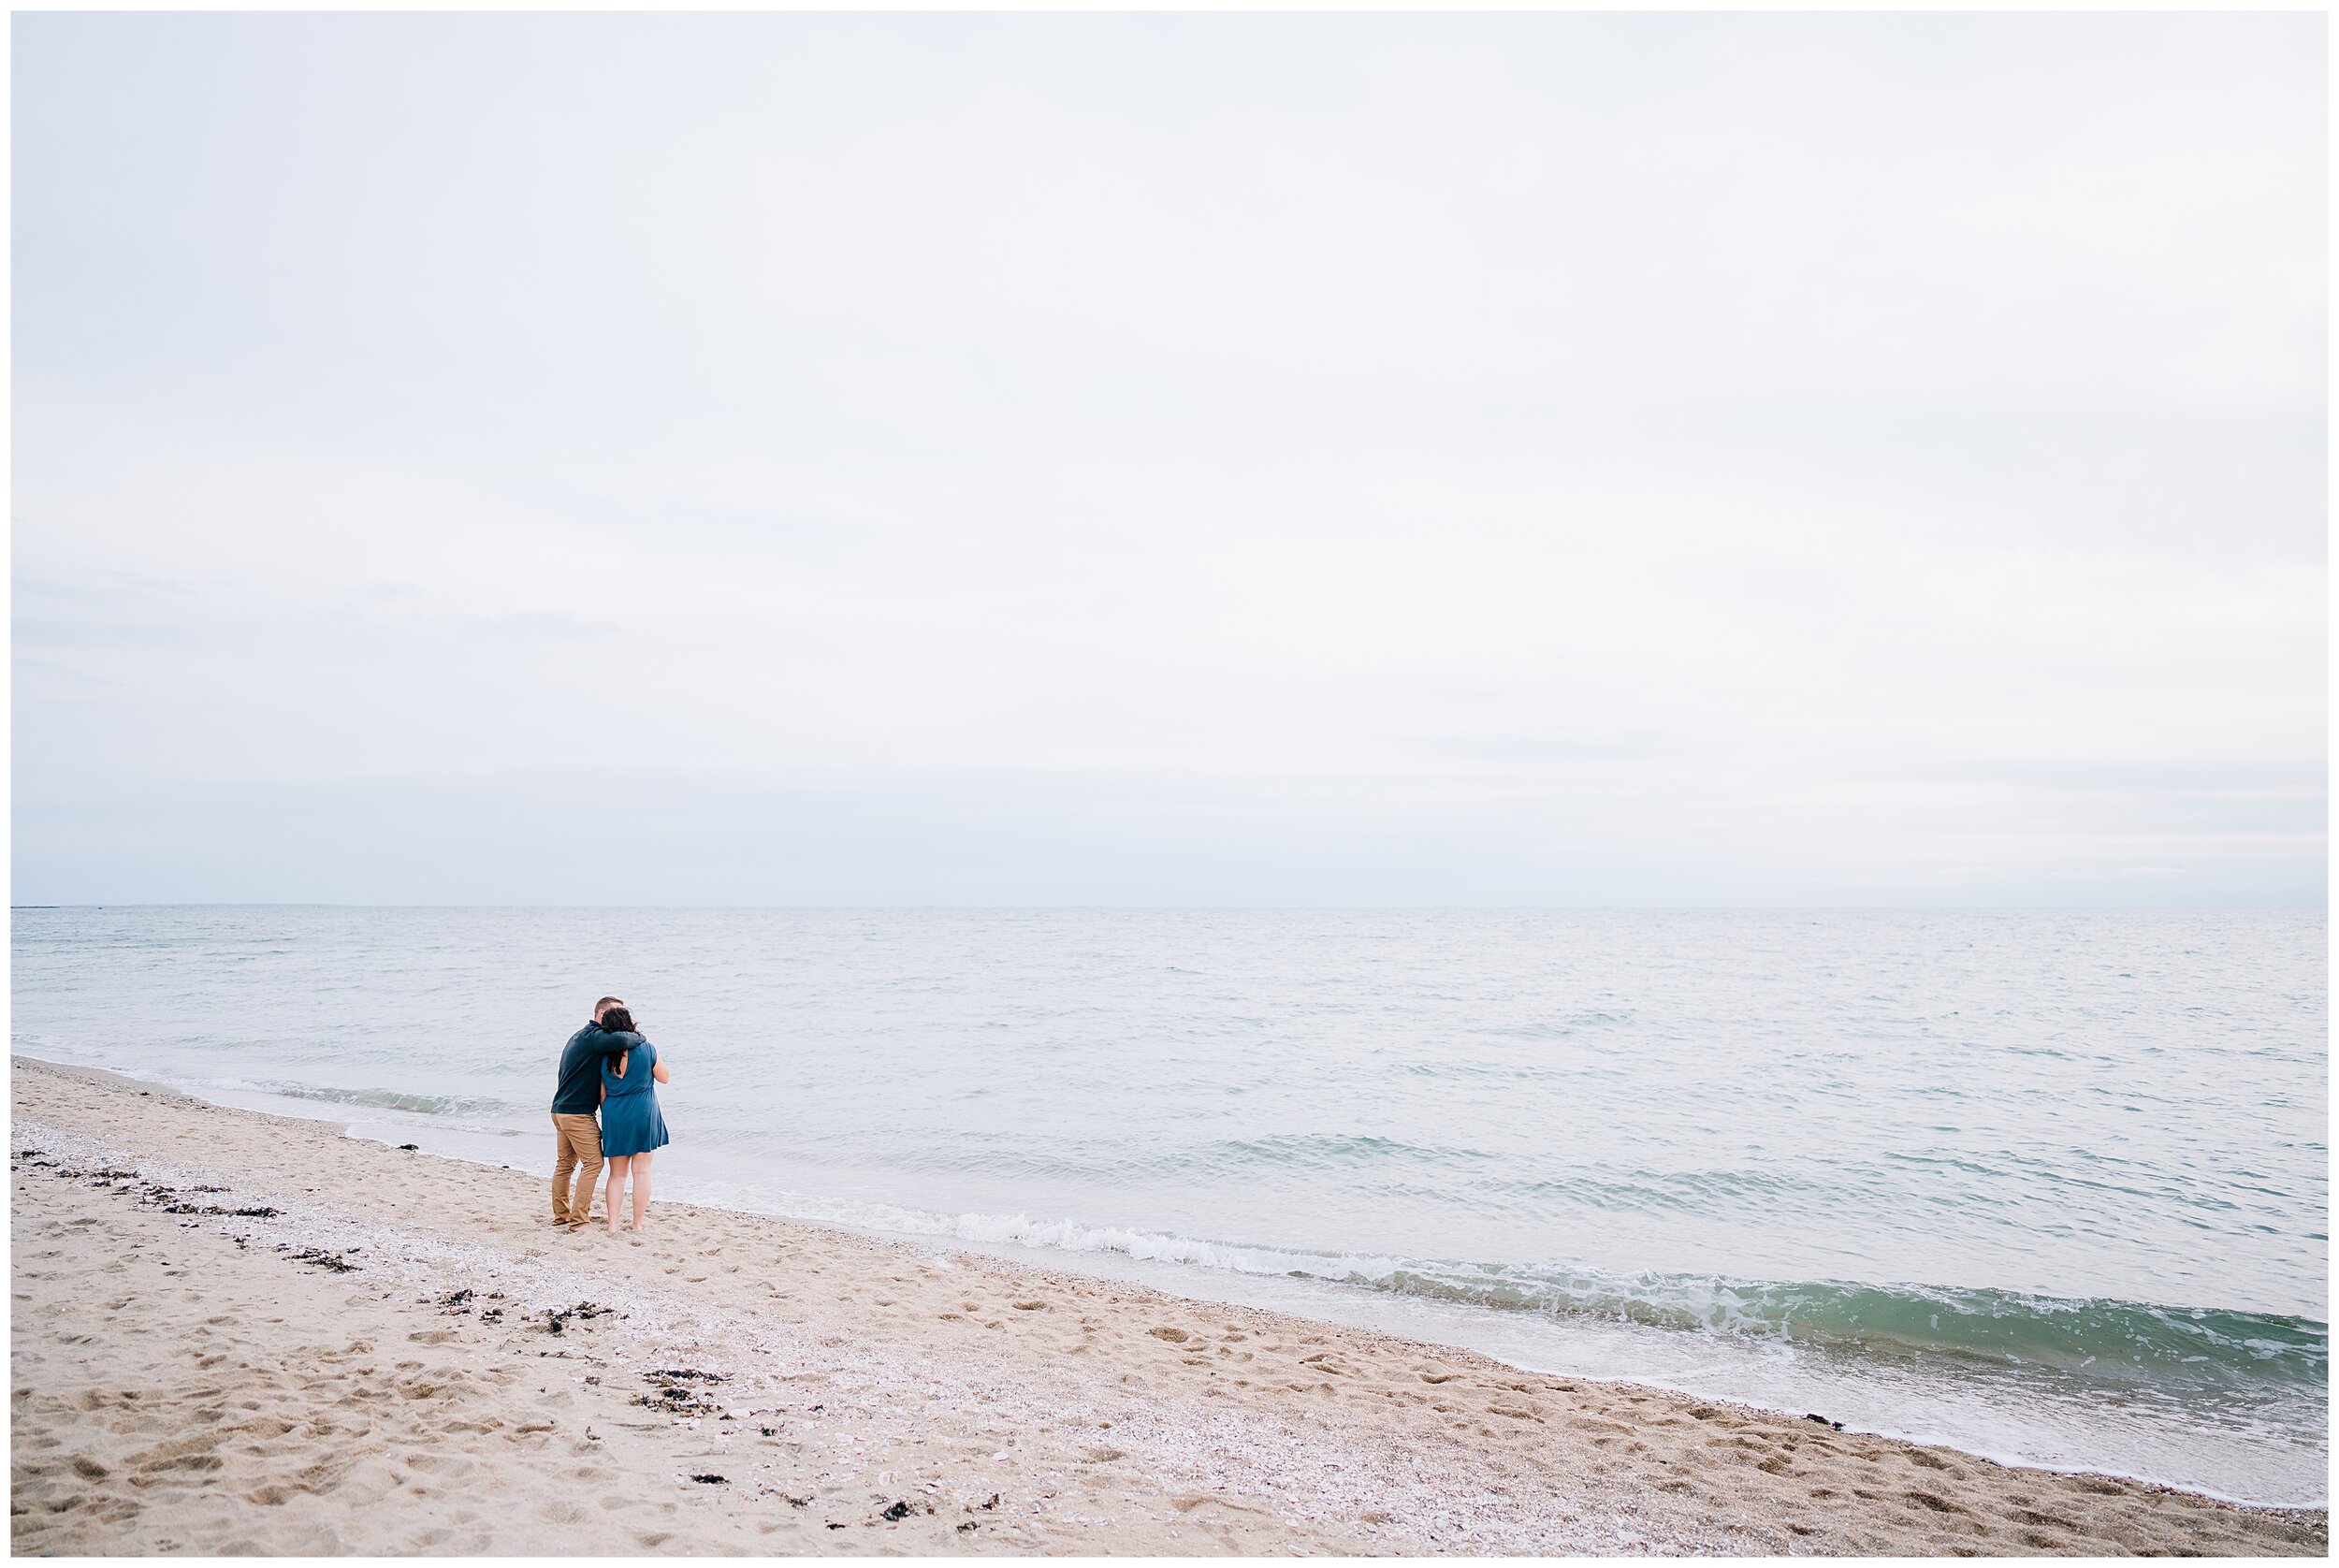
[10,907,2326,1503]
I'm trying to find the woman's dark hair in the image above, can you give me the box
[601,1005,637,1034]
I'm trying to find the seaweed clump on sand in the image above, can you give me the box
[540,1300,616,1335]
[10,1157,278,1219]
[437,1289,511,1322]
[634,1367,728,1416]
[162,1200,282,1218]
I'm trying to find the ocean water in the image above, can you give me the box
[9,906,2326,1504]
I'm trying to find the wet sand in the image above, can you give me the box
[10,1056,2327,1556]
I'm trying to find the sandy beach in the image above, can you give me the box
[9,1056,2325,1557]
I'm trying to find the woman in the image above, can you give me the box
[595,1005,671,1234]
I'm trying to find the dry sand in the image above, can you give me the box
[10,1055,2326,1556]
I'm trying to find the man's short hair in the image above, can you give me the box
[595,995,625,1019]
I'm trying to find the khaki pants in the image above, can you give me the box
[550,1112,603,1227]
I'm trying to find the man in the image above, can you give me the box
[551,995,635,1230]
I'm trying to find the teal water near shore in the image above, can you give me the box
[10,906,2326,1503]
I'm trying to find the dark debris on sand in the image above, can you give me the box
[162,1201,283,1218]
[11,1154,283,1222]
[541,1301,615,1335]
[634,1366,729,1416]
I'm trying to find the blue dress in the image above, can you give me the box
[600,1038,670,1157]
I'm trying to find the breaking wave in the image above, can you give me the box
[818,1204,2325,1393]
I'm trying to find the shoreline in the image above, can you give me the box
[12,1050,2320,1513]
[11,1054,2328,1556]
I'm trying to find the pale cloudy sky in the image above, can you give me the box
[13,13,2325,905]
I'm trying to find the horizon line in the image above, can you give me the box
[11,901,2327,914]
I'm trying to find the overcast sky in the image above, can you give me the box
[13,13,2325,906]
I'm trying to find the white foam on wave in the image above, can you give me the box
[685,1183,1403,1285]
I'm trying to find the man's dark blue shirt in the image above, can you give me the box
[553,1022,642,1114]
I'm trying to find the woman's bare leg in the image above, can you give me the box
[603,1154,631,1235]
[630,1152,654,1230]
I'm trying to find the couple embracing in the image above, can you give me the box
[549,995,673,1234]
